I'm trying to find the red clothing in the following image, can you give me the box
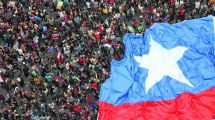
[79,57,87,64]
[92,82,98,89]
[86,95,92,103]
[4,23,9,29]
[33,9,37,16]
[169,8,173,14]
[69,63,74,67]
[52,34,59,40]
[65,15,69,22]
[98,27,105,33]
[170,0,174,4]
[84,107,89,117]
[74,105,81,112]
[32,42,37,49]
[88,39,92,46]
[94,31,101,40]
[74,88,79,95]
[132,20,138,27]
[82,22,87,27]
[23,91,29,97]
[180,9,185,16]
[108,0,116,4]
[56,52,64,63]
[149,7,154,12]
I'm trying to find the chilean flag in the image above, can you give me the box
[99,16,215,120]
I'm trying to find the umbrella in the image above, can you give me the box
[103,44,112,48]
[57,1,64,6]
[57,1,64,9]
[74,17,81,24]
[128,26,134,33]
[102,8,109,14]
[33,72,38,78]
[45,75,53,82]
[90,103,97,110]
[35,16,42,22]
[4,42,8,49]
[43,26,47,33]
[137,25,144,32]
[49,47,55,53]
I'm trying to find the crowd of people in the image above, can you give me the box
[0,0,214,119]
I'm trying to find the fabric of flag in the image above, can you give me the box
[99,16,215,120]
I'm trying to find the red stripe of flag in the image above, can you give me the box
[99,87,215,120]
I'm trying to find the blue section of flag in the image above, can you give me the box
[99,16,215,106]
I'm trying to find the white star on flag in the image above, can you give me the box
[134,34,194,93]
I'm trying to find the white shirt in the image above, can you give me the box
[109,6,113,13]
[131,7,135,14]
[195,1,200,9]
[119,6,122,13]
[86,2,90,8]
[175,1,180,8]
[59,11,65,18]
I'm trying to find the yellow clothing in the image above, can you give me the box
[102,8,109,14]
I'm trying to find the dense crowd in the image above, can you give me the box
[0,0,214,119]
